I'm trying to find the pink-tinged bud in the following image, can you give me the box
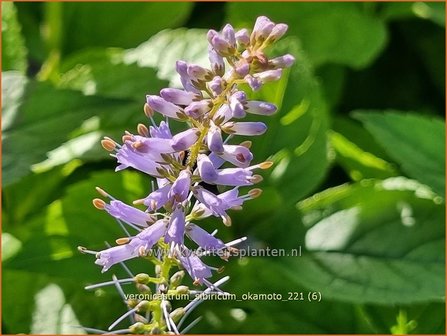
[208,45,225,76]
[187,64,212,82]
[251,16,275,44]
[269,54,295,69]
[207,123,224,154]
[229,91,247,118]
[169,170,191,202]
[198,154,218,183]
[214,167,254,187]
[207,29,219,44]
[234,59,250,77]
[171,128,200,151]
[213,104,232,124]
[184,100,212,119]
[146,95,184,119]
[223,121,267,136]
[244,74,262,91]
[246,101,277,115]
[235,28,250,46]
[160,88,197,106]
[267,23,288,43]
[211,35,233,56]
[209,76,224,96]
[255,69,283,83]
[222,24,236,48]
[176,61,201,93]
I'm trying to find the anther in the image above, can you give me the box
[137,123,149,137]
[248,188,263,198]
[144,103,154,118]
[116,237,131,245]
[92,198,106,210]
[101,138,116,152]
[259,161,274,169]
[240,140,252,148]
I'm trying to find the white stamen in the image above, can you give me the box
[108,307,138,330]
[85,278,134,290]
[226,236,247,247]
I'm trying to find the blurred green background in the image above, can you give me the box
[2,1,445,334]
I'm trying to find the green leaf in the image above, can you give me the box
[227,2,388,68]
[1,2,27,73]
[4,170,149,280]
[60,3,193,55]
[281,177,445,304]
[1,72,112,185]
[58,48,166,101]
[2,233,22,262]
[354,111,445,197]
[329,130,398,181]
[124,28,209,87]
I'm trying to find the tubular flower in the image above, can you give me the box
[80,15,294,334]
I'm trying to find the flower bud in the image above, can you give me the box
[223,121,267,136]
[135,273,150,284]
[235,28,250,46]
[246,101,277,115]
[176,285,189,294]
[170,270,185,287]
[169,308,185,323]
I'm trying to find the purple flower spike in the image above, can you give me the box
[180,252,213,283]
[198,154,218,183]
[223,121,267,136]
[244,74,262,91]
[115,143,160,176]
[185,100,212,119]
[160,88,197,106]
[251,16,275,43]
[267,23,289,43]
[105,200,153,227]
[149,121,172,139]
[208,45,225,76]
[246,101,277,115]
[270,54,295,69]
[171,128,200,151]
[187,64,212,82]
[95,245,138,272]
[235,28,250,46]
[219,144,253,168]
[222,24,236,48]
[229,91,247,118]
[131,218,168,250]
[255,69,283,83]
[165,206,186,245]
[169,169,191,202]
[214,167,253,187]
[186,224,226,251]
[209,76,224,96]
[146,95,184,119]
[143,183,171,211]
[207,123,224,154]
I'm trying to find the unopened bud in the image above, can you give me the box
[176,285,189,294]
[169,308,185,323]
[170,271,185,287]
[134,273,150,284]
[136,283,152,295]
[129,322,145,334]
